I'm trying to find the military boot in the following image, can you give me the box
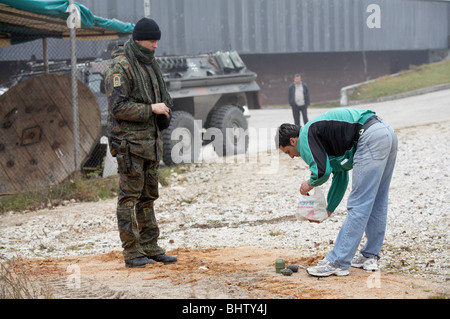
[125,256,154,268]
[150,254,177,265]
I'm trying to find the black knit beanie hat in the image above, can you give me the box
[132,18,161,41]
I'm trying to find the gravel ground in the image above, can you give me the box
[0,120,449,285]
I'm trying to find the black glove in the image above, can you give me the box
[156,111,171,131]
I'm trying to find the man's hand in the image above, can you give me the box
[151,103,170,118]
[300,180,313,196]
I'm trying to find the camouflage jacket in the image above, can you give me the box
[104,45,172,161]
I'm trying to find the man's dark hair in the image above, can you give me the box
[275,123,301,147]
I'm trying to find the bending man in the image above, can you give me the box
[276,108,397,277]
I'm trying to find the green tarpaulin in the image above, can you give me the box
[0,0,134,46]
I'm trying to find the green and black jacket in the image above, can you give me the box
[298,108,376,212]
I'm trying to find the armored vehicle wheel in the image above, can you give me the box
[207,105,249,157]
[162,111,201,166]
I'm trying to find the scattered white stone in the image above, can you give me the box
[0,121,448,283]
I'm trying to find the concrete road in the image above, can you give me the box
[105,88,450,174]
[200,88,450,160]
[239,88,450,156]
[249,88,450,130]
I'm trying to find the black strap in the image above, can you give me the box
[359,115,380,136]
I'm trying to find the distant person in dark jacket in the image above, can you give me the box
[288,74,310,126]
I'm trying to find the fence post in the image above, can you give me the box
[68,0,80,171]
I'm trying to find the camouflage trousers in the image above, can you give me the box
[116,154,165,261]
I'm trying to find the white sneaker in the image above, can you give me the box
[351,254,378,271]
[307,259,349,277]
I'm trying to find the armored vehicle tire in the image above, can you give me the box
[207,105,249,157]
[162,111,201,166]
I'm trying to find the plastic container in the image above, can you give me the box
[296,187,328,222]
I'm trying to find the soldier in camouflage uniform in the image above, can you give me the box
[104,18,177,268]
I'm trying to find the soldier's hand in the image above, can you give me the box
[151,103,170,118]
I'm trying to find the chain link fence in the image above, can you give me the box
[1,10,264,196]
[0,31,126,195]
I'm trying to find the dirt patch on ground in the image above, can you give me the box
[13,247,448,299]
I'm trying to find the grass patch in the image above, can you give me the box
[0,173,119,214]
[1,258,54,299]
[350,60,450,101]
[269,231,283,237]
[0,164,192,215]
[159,164,192,187]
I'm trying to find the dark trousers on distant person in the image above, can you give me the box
[292,104,309,126]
